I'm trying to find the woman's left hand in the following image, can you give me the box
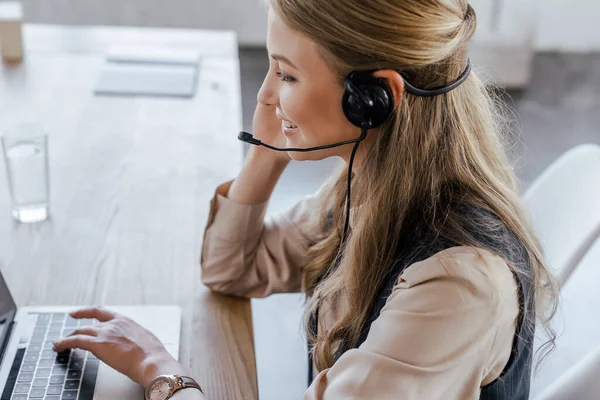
[53,307,186,387]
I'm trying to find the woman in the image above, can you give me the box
[53,0,559,399]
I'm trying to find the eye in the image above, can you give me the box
[275,71,297,83]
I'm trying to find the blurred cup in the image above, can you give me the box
[1,123,50,223]
[0,1,24,62]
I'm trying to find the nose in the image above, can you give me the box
[257,72,279,107]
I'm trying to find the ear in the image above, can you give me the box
[372,70,404,109]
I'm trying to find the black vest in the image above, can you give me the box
[308,205,535,399]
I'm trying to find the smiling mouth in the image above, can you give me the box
[282,120,298,129]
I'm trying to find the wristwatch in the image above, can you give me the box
[145,374,203,400]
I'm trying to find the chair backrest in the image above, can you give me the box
[523,144,600,287]
[525,144,600,399]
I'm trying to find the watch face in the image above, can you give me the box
[147,377,173,400]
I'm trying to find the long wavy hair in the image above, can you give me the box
[266,0,559,372]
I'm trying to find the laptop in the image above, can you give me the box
[0,272,182,400]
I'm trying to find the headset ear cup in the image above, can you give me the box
[369,83,395,128]
[342,88,369,128]
[342,74,396,129]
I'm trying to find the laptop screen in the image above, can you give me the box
[0,271,17,359]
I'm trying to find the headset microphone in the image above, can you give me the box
[237,129,367,153]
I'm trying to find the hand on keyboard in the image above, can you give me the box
[52,307,186,387]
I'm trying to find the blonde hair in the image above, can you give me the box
[267,0,559,372]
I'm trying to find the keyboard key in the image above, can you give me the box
[10,394,27,400]
[46,385,62,395]
[79,319,95,327]
[46,331,61,340]
[49,375,65,385]
[36,314,51,323]
[20,364,36,373]
[61,390,77,399]
[33,328,47,337]
[52,313,67,321]
[34,322,49,331]
[12,384,29,394]
[35,369,51,378]
[52,365,68,375]
[80,359,98,399]
[68,360,83,371]
[45,397,60,400]
[43,341,54,349]
[29,336,45,345]
[34,320,50,329]
[70,351,85,361]
[64,318,78,328]
[27,344,42,353]
[25,349,40,358]
[24,354,38,363]
[41,350,56,358]
[16,372,33,383]
[28,388,45,398]
[61,330,72,338]
[64,380,79,390]
[32,378,48,387]
[39,359,54,368]
[0,349,24,400]
[86,352,97,360]
[10,349,24,370]
[66,371,81,381]
[50,322,64,331]
[55,355,69,365]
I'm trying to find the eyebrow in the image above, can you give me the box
[270,53,299,70]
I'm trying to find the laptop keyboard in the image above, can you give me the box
[1,313,100,400]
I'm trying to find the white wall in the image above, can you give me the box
[18,0,600,51]
[19,0,270,46]
[534,0,600,52]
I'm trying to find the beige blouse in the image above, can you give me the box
[200,180,520,400]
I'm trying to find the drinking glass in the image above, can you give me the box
[1,123,50,223]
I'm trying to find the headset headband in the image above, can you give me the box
[349,58,472,98]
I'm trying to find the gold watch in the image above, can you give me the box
[145,374,203,400]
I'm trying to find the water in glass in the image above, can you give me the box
[2,135,49,223]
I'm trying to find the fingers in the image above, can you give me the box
[70,307,116,322]
[67,327,98,337]
[53,334,96,353]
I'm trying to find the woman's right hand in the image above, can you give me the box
[249,102,291,164]
[227,102,290,205]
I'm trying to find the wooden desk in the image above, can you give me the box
[0,24,256,400]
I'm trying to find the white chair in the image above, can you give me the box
[522,144,600,399]
[535,344,600,399]
[523,143,600,287]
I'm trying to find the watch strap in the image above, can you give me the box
[173,375,203,395]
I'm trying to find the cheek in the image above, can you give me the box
[281,85,352,143]
[278,85,311,124]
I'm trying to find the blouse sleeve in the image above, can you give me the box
[303,246,520,400]
[200,179,333,298]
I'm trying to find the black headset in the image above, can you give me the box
[342,70,396,130]
[341,58,472,130]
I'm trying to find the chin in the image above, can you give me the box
[284,133,334,161]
